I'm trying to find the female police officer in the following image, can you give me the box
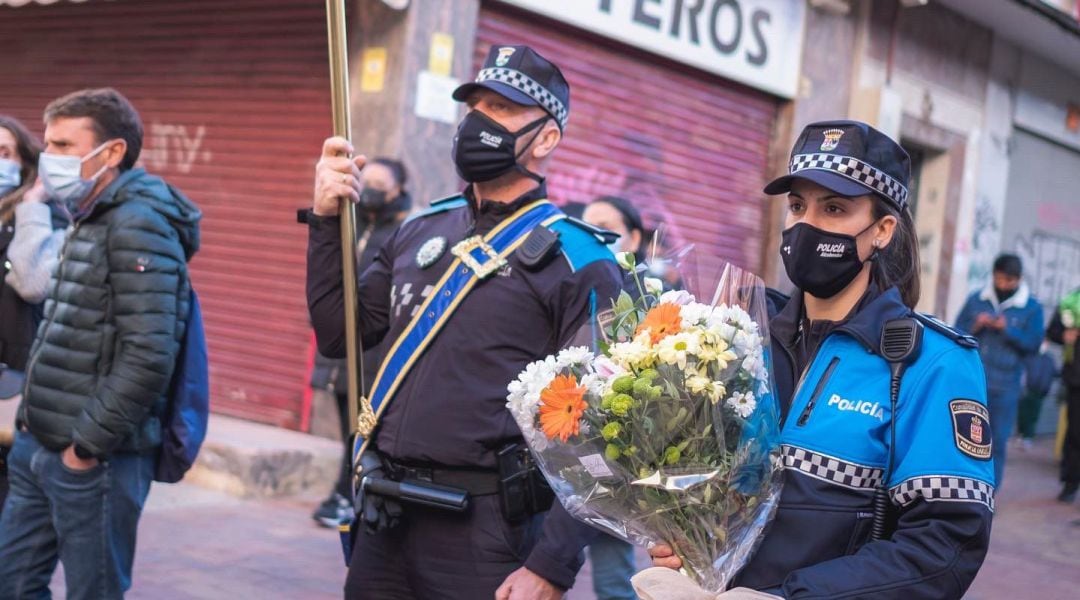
[639,121,995,600]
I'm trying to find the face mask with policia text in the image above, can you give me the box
[452,111,548,184]
[780,221,878,299]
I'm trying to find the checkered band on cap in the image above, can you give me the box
[789,153,910,209]
[782,445,884,490]
[890,475,995,512]
[476,67,568,130]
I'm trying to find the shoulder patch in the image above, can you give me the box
[949,399,992,460]
[914,313,978,349]
[549,218,616,273]
[563,217,619,245]
[404,195,468,224]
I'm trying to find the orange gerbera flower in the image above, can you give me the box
[539,374,588,442]
[636,303,682,344]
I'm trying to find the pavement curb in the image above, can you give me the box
[183,413,342,499]
[1,401,342,499]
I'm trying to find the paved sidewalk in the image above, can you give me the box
[965,437,1080,600]
[30,435,1080,599]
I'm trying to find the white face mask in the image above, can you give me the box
[38,141,112,210]
[0,157,20,197]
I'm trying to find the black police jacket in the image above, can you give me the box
[306,184,622,589]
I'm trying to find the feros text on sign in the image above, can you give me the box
[497,0,806,98]
[600,0,771,66]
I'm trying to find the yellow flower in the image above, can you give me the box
[657,332,699,370]
[686,375,712,395]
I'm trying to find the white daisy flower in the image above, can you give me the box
[556,346,593,369]
[659,289,694,306]
[726,391,757,419]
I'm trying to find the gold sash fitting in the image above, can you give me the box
[356,395,378,438]
[451,235,508,279]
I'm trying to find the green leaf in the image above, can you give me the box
[642,416,656,434]
[665,407,689,433]
[614,291,635,316]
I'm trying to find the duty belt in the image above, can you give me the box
[386,459,501,496]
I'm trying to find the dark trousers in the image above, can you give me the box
[588,534,637,600]
[0,431,154,600]
[0,444,9,519]
[1062,386,1080,485]
[1017,390,1047,439]
[344,494,543,599]
[334,391,351,498]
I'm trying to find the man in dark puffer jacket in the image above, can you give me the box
[0,88,200,599]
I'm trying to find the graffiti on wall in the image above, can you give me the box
[141,122,212,174]
[547,129,689,263]
[1014,230,1080,306]
[966,193,1002,290]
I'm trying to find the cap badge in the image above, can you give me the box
[820,129,845,152]
[496,47,516,67]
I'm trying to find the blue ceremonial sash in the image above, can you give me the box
[352,199,564,465]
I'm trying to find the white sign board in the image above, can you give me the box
[497,0,806,98]
[414,71,461,125]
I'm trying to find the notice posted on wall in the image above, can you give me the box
[415,71,459,125]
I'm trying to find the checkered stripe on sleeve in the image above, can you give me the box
[789,153,909,209]
[890,475,995,512]
[476,67,568,130]
[781,445,884,490]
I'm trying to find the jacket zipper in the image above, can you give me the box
[22,224,81,430]
[796,356,841,427]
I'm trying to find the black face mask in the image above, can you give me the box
[781,221,877,299]
[995,286,1018,303]
[452,111,548,184]
[358,188,388,211]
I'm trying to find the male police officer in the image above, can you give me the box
[307,46,622,599]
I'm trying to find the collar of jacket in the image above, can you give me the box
[73,167,147,222]
[462,182,548,235]
[772,282,911,357]
[979,280,1030,312]
[464,182,547,217]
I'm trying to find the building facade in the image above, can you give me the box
[3,0,1077,432]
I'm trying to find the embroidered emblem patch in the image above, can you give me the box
[495,47,516,67]
[950,399,992,460]
[415,236,447,269]
[820,128,845,152]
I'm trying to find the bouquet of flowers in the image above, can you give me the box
[506,254,783,592]
[1060,288,1080,362]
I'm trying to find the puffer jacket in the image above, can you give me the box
[18,168,201,458]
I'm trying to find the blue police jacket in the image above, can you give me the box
[307,184,622,590]
[954,282,1044,395]
[735,287,995,599]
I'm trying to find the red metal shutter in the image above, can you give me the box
[476,5,778,285]
[0,0,330,428]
